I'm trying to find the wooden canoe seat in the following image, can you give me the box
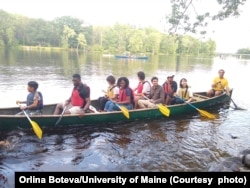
[193,93,210,101]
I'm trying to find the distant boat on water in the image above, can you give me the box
[115,55,148,60]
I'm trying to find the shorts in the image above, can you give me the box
[68,106,82,115]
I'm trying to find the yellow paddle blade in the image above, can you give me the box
[157,103,170,117]
[31,120,43,139]
[197,109,216,119]
[119,106,130,119]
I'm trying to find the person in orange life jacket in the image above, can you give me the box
[104,77,134,112]
[172,78,193,104]
[162,75,177,105]
[98,75,119,111]
[16,81,43,115]
[53,73,91,116]
[207,69,230,97]
[137,76,165,108]
[133,71,151,109]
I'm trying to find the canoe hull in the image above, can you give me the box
[0,90,232,130]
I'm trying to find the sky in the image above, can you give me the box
[1,0,250,53]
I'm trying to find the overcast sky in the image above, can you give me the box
[1,0,250,53]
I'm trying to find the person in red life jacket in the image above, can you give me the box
[53,73,91,116]
[162,74,177,105]
[104,77,134,112]
[16,81,43,115]
[133,71,151,109]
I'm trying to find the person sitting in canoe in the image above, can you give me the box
[16,81,43,115]
[133,71,151,109]
[137,76,165,108]
[162,74,177,105]
[207,69,230,97]
[104,77,134,112]
[172,78,194,104]
[53,73,91,116]
[98,75,119,112]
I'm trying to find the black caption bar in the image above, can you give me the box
[15,172,250,188]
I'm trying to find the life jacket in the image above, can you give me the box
[178,87,190,101]
[163,82,173,94]
[26,91,43,110]
[136,81,151,94]
[72,83,90,108]
[106,85,117,98]
[119,87,135,107]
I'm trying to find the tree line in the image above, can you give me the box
[0,9,216,55]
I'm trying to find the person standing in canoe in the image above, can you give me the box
[16,81,43,115]
[104,77,134,112]
[53,73,91,116]
[207,69,230,97]
[137,76,165,108]
[133,71,151,109]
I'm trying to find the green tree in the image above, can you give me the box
[237,48,250,54]
[76,33,87,51]
[166,0,246,35]
[160,34,178,55]
[127,30,145,53]
[62,25,76,49]
[0,10,17,47]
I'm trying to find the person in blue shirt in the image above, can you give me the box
[16,81,43,115]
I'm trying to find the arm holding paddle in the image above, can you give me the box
[16,97,40,111]
[16,102,43,139]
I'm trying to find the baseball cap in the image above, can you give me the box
[167,75,175,78]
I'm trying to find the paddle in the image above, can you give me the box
[176,97,216,119]
[144,96,170,117]
[114,103,130,119]
[23,110,43,139]
[55,106,67,126]
[230,98,246,110]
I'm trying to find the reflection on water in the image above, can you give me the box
[0,49,250,187]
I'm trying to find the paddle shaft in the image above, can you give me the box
[18,104,33,122]
[23,109,32,123]
[186,101,198,110]
[230,98,238,108]
[230,98,246,110]
[55,106,67,126]
[176,96,216,119]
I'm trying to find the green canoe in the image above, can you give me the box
[0,90,232,131]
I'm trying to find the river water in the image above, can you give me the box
[0,50,250,187]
